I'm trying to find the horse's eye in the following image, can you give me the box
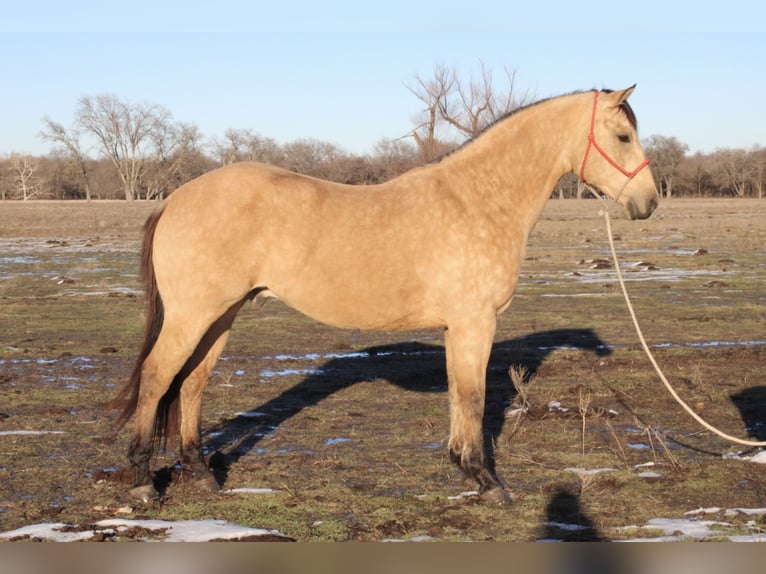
[618,134,631,143]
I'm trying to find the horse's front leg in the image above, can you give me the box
[445,315,511,504]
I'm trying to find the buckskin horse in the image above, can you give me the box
[111,86,658,504]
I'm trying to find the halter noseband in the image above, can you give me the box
[579,91,650,184]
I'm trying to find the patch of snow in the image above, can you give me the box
[564,467,616,476]
[545,521,590,532]
[325,437,352,446]
[4,509,766,542]
[723,451,744,459]
[224,488,281,495]
[382,535,435,542]
[448,490,479,500]
[0,523,94,542]
[725,508,766,517]
[259,367,324,378]
[235,410,268,418]
[91,505,133,515]
[547,401,570,413]
[623,517,731,542]
[97,518,285,542]
[0,519,289,542]
[685,507,722,516]
[722,450,766,464]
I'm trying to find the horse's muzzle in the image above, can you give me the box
[625,194,659,220]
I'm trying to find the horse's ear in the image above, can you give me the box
[613,84,636,105]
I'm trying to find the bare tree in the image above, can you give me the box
[750,145,764,199]
[553,173,592,199]
[144,121,207,199]
[8,154,42,200]
[643,135,688,198]
[714,148,753,197]
[210,128,247,166]
[678,152,714,197]
[281,138,340,178]
[406,64,457,162]
[75,94,171,200]
[407,63,531,161]
[0,157,8,200]
[371,137,419,181]
[210,128,284,167]
[245,134,283,166]
[40,117,92,201]
[439,63,532,138]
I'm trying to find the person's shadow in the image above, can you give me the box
[204,328,611,486]
[539,488,606,542]
[730,387,766,443]
[540,489,632,572]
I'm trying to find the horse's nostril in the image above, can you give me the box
[637,196,659,220]
[625,196,658,220]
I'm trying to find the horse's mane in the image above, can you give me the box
[434,88,637,164]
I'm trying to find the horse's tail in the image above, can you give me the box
[110,205,171,442]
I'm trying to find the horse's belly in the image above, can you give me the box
[267,282,442,331]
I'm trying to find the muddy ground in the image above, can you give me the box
[1,198,765,541]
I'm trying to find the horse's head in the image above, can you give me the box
[578,86,659,220]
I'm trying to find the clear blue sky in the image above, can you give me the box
[2,2,764,157]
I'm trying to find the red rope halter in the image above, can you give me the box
[579,91,650,182]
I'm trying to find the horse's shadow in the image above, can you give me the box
[204,328,611,485]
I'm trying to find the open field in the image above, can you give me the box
[1,197,765,541]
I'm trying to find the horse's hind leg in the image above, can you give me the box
[445,315,511,504]
[177,332,231,491]
[177,303,244,492]
[128,323,195,500]
[128,308,231,501]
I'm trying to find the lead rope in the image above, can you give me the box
[590,189,766,448]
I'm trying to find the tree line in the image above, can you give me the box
[1,64,763,200]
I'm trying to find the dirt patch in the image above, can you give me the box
[1,198,765,541]
[0,200,157,238]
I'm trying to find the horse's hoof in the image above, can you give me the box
[192,475,221,492]
[130,484,160,502]
[480,486,513,505]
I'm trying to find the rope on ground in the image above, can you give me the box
[598,201,766,448]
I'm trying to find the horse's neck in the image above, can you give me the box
[438,94,585,233]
